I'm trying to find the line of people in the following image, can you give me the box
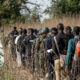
[6,23,80,80]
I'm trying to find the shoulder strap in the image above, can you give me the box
[54,36,60,54]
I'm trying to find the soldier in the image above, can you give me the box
[45,27,58,80]
[33,28,42,74]
[34,27,49,80]
[32,37,40,76]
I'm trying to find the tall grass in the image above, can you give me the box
[0,46,35,80]
[3,16,80,34]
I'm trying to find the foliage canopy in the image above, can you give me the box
[0,0,40,25]
[45,0,80,17]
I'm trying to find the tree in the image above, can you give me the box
[30,7,40,22]
[0,0,39,24]
[44,0,80,17]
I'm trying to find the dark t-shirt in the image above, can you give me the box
[56,32,66,55]
[22,34,36,57]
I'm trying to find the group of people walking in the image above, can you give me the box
[1,23,80,80]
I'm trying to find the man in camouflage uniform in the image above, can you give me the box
[34,27,49,80]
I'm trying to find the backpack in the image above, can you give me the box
[75,41,80,57]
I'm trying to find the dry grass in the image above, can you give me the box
[2,16,80,34]
[0,43,47,80]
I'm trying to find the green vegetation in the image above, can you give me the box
[0,0,40,25]
[45,0,80,17]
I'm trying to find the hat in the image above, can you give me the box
[41,27,49,34]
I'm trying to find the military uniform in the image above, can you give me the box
[34,27,49,79]
[34,36,45,77]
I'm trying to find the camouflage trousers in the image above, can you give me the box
[34,52,45,78]
[46,53,55,80]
